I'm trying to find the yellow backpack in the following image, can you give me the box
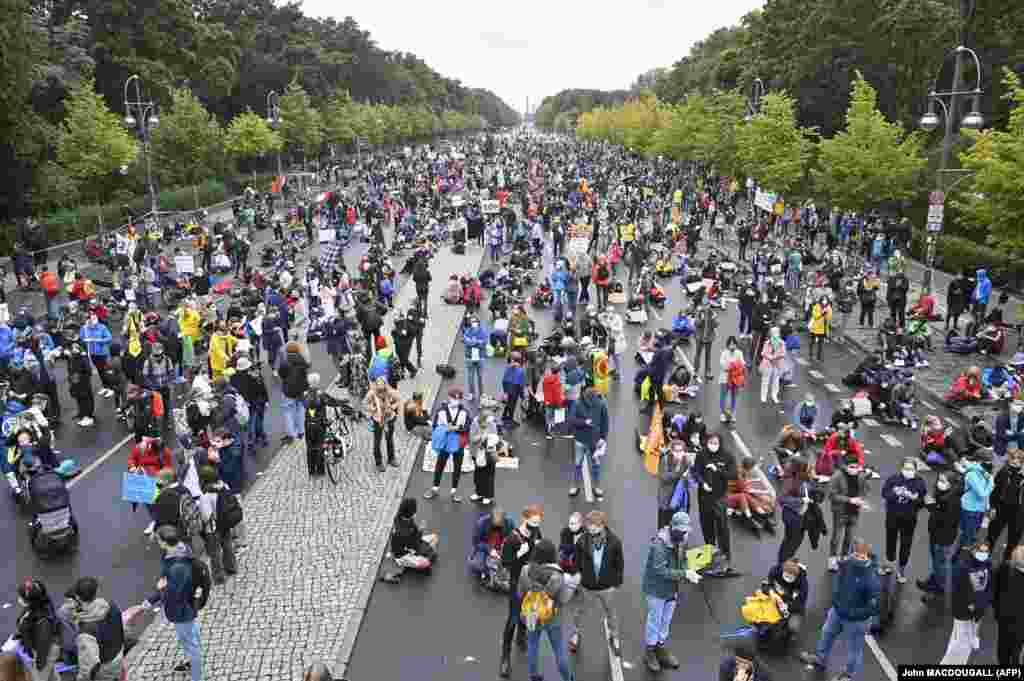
[741,591,783,625]
[520,566,559,631]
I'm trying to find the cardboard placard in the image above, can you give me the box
[481,199,500,214]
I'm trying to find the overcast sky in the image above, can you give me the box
[303,0,765,115]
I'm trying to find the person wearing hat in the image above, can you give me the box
[230,355,269,449]
[641,511,701,672]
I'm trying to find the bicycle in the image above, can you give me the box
[323,401,362,485]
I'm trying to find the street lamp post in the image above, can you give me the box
[918,45,984,291]
[744,78,766,214]
[266,91,284,180]
[123,75,160,218]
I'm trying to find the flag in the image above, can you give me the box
[643,402,665,475]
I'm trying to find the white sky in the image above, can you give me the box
[302,0,765,115]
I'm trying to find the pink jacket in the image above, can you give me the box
[759,337,787,371]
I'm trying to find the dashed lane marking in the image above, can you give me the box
[922,401,937,410]
[794,357,809,366]
[880,434,903,448]
[865,634,898,681]
[861,418,880,427]
[582,454,595,504]
[605,618,625,681]
[824,383,841,393]
[808,369,824,379]
[731,431,753,459]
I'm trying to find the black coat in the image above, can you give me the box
[278,353,310,399]
[927,485,962,546]
[993,562,1024,624]
[576,529,625,591]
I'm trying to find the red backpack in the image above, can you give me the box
[726,361,746,388]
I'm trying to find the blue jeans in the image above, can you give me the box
[960,509,984,549]
[930,542,954,590]
[785,269,801,291]
[738,309,752,335]
[282,397,305,439]
[526,620,574,681]
[174,620,203,681]
[719,384,738,414]
[645,595,677,646]
[45,294,60,320]
[248,403,266,444]
[815,607,867,676]
[574,441,600,486]
[465,361,484,400]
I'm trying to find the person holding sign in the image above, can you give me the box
[128,437,173,535]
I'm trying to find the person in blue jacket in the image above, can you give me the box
[144,526,204,681]
[468,507,514,581]
[79,312,114,398]
[463,315,488,403]
[550,259,569,323]
[801,539,880,681]
[568,387,609,499]
[0,321,15,373]
[960,458,994,549]
[972,269,992,323]
[881,459,928,581]
[994,401,1024,458]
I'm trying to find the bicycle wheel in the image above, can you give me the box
[337,417,354,451]
[325,440,346,485]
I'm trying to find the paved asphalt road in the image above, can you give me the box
[0,201,389,633]
[345,252,993,681]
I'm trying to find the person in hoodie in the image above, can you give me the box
[972,269,992,324]
[571,511,624,657]
[463,315,488,403]
[641,511,701,673]
[79,313,113,399]
[694,432,738,574]
[468,506,514,584]
[881,458,927,582]
[918,472,963,595]
[994,400,1024,460]
[945,271,972,333]
[144,527,203,681]
[60,577,124,681]
[568,387,609,499]
[941,541,993,665]
[498,504,544,678]
[959,457,994,549]
[517,538,575,681]
[10,577,60,681]
[765,560,809,643]
[278,341,310,444]
[993,544,1024,665]
[828,455,872,572]
[801,539,880,681]
[987,449,1024,562]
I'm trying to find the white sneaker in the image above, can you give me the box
[828,556,839,572]
[482,498,492,505]
[469,494,481,502]
[720,414,728,423]
[896,569,907,584]
[78,417,94,427]
[144,521,155,536]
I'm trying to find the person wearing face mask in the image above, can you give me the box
[941,541,993,665]
[828,455,871,572]
[6,577,60,681]
[641,511,701,672]
[657,439,691,529]
[764,560,809,646]
[918,472,964,595]
[498,504,544,678]
[880,458,927,583]
[777,456,827,563]
[558,512,586,653]
[59,577,124,681]
[694,433,738,575]
[959,457,994,549]
[462,315,488,403]
[79,313,114,400]
[986,449,1024,561]
[758,326,786,404]
[993,544,1024,665]
[801,539,879,681]
[571,511,624,657]
[994,401,1024,459]
[568,387,608,499]
[425,388,469,502]
[718,336,746,424]
[66,342,95,427]
[738,280,757,339]
[808,295,832,362]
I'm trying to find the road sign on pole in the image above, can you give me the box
[927,190,945,232]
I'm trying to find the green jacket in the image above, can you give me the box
[641,528,686,600]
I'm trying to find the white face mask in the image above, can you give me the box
[937,481,950,491]
[526,517,541,529]
[568,519,582,533]
[781,573,796,584]
[902,469,915,480]
[707,443,720,453]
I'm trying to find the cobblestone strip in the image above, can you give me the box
[126,242,486,681]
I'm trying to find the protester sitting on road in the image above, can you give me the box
[720,639,773,681]
[830,400,860,434]
[822,426,865,470]
[468,507,513,590]
[403,392,432,441]
[727,456,777,533]
[385,497,438,583]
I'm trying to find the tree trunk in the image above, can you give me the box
[193,185,200,210]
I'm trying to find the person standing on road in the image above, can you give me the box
[363,377,401,472]
[737,279,756,338]
[656,441,689,530]
[694,432,737,575]
[758,326,786,404]
[918,472,963,596]
[67,342,95,428]
[857,271,879,328]
[197,464,237,584]
[571,511,624,657]
[972,269,992,326]
[881,458,927,583]
[12,578,60,681]
[424,389,469,502]
[887,270,910,328]
[808,295,832,363]
[463,315,488,403]
[412,257,431,317]
[959,458,994,549]
[518,538,575,681]
[692,304,717,383]
[278,341,310,445]
[986,449,1024,560]
[946,271,972,333]
[641,511,700,673]
[498,504,544,678]
[828,455,871,572]
[568,387,608,500]
[993,544,1024,665]
[801,539,880,681]
[146,527,204,681]
[80,313,114,399]
[941,541,993,665]
[718,336,745,424]
[61,577,124,681]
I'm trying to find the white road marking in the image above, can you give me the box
[865,634,898,681]
[605,618,625,681]
[808,369,824,379]
[731,431,753,459]
[582,454,594,503]
[880,434,903,448]
[862,418,880,427]
[824,383,841,393]
[67,435,133,489]
[794,357,809,366]
[922,401,936,410]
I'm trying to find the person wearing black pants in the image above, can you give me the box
[67,344,95,426]
[777,458,813,564]
[881,460,927,580]
[692,305,717,381]
[987,452,1024,560]
[693,433,736,573]
[423,391,468,501]
[994,547,1024,665]
[499,506,543,678]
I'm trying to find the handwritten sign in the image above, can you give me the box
[174,255,194,275]
[481,199,500,214]
[121,473,158,504]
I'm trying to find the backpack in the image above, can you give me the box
[216,488,243,531]
[436,363,456,379]
[368,355,390,381]
[78,601,124,674]
[151,390,165,419]
[225,389,250,427]
[726,361,746,388]
[189,557,212,611]
[520,566,561,632]
[815,450,836,477]
[154,485,202,541]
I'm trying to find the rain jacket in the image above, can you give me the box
[0,325,14,359]
[961,461,994,513]
[70,598,123,681]
[831,555,881,622]
[463,323,488,363]
[974,269,992,305]
[80,323,112,358]
[641,527,686,600]
[569,392,608,452]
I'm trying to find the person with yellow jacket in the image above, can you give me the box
[177,300,202,381]
[208,321,236,380]
[809,295,833,363]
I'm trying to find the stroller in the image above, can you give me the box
[28,470,78,555]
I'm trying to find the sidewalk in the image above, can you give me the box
[710,228,1012,422]
[126,242,487,681]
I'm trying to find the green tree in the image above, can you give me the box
[324,91,356,147]
[150,88,225,191]
[223,109,282,172]
[56,77,139,224]
[279,79,324,164]
[813,72,924,211]
[735,91,817,194]
[956,69,1024,252]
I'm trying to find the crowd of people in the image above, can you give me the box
[5,130,1024,681]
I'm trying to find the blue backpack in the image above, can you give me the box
[368,356,390,381]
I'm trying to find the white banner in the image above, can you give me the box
[754,189,777,212]
[174,255,194,274]
[481,199,500,214]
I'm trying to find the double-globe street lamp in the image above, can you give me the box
[266,90,284,179]
[918,44,985,291]
[123,74,160,218]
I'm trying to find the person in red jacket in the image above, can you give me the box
[127,436,174,535]
[592,256,612,310]
[823,427,865,468]
[542,365,564,440]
